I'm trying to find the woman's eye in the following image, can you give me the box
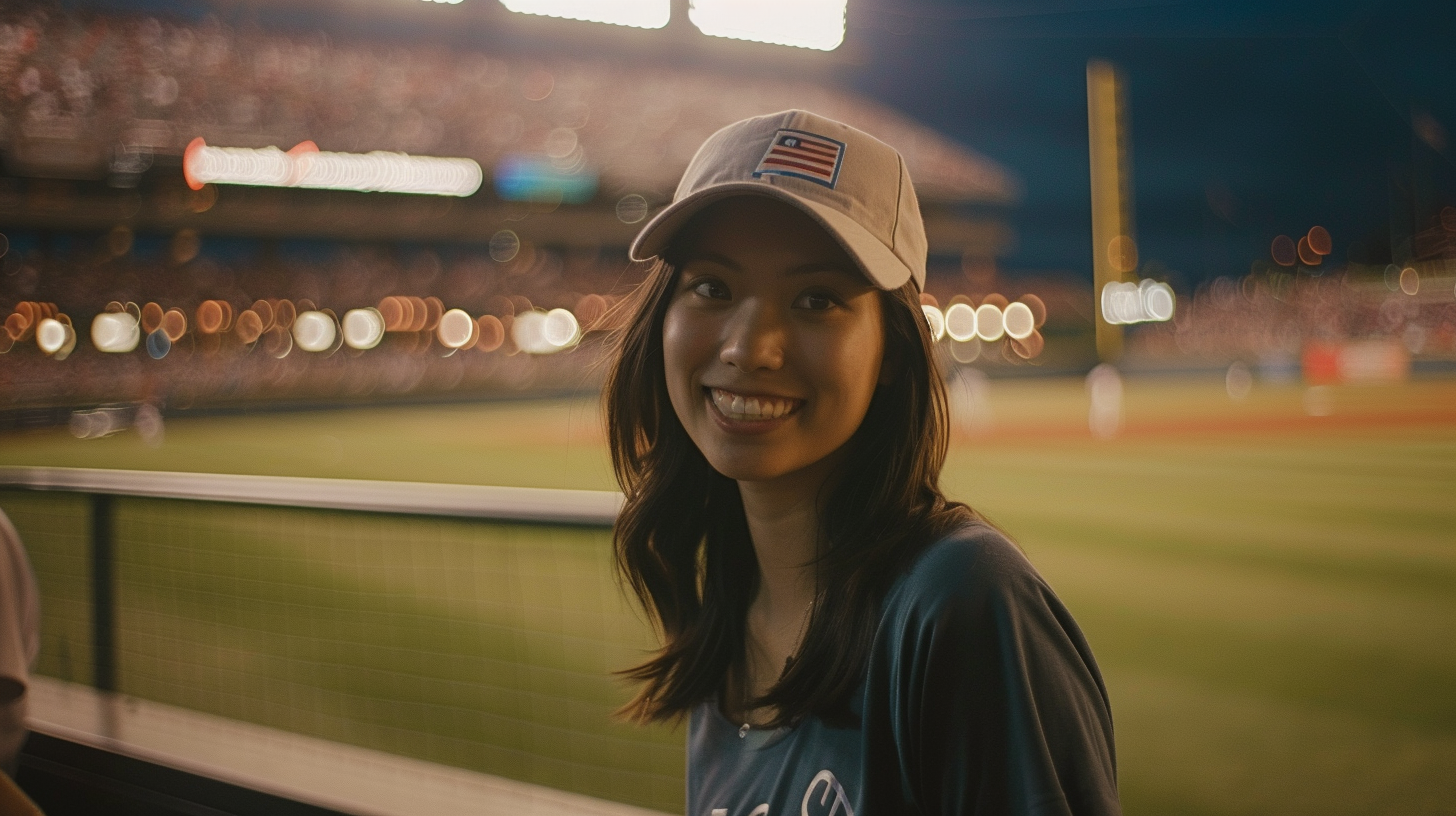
[692,280,729,300]
[795,292,838,311]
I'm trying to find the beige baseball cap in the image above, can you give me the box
[629,109,927,291]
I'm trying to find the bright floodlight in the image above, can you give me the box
[974,304,1005,342]
[690,0,846,50]
[342,308,385,350]
[293,311,337,352]
[499,0,669,28]
[542,308,581,348]
[1003,302,1035,340]
[944,303,977,342]
[92,312,141,353]
[920,305,945,342]
[437,308,476,349]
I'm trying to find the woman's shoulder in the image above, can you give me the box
[882,519,1050,620]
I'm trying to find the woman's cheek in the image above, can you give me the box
[662,308,712,416]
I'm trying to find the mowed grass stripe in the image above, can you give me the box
[1110,667,1456,816]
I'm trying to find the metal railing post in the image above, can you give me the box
[89,493,116,693]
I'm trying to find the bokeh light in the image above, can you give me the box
[183,138,484,197]
[264,325,293,358]
[1271,235,1297,266]
[944,302,977,342]
[162,309,188,342]
[542,308,582,348]
[437,308,476,349]
[616,194,649,224]
[1306,225,1332,255]
[293,311,338,353]
[1009,330,1044,360]
[476,315,506,353]
[196,301,225,334]
[490,230,521,263]
[235,310,265,344]
[974,303,1005,341]
[511,310,554,354]
[91,312,141,353]
[36,318,68,355]
[1107,234,1139,274]
[1297,235,1321,266]
[146,328,172,359]
[1003,301,1035,340]
[921,304,946,342]
[949,336,981,363]
[343,308,386,350]
[1399,267,1420,295]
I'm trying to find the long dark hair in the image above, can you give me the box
[604,254,975,728]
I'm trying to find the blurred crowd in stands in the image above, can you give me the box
[0,4,1012,205]
[1131,264,1456,368]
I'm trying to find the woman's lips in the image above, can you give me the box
[705,387,802,431]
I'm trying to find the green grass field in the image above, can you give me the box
[2,376,1454,814]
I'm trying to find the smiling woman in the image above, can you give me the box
[603,110,1119,816]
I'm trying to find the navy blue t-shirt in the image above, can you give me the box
[687,523,1119,816]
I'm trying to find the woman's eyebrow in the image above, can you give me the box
[681,252,740,271]
[785,261,856,278]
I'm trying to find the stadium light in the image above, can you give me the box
[498,0,669,29]
[689,0,846,51]
[184,138,483,197]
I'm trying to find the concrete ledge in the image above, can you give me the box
[26,677,669,816]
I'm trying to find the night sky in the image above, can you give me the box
[75,0,1456,289]
[843,0,1456,286]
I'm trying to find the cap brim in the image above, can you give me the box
[629,184,913,291]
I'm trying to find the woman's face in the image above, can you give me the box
[662,196,886,486]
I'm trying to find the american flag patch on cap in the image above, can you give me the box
[753,129,846,188]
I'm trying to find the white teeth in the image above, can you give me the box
[710,388,797,421]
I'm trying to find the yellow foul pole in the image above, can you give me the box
[1086,59,1136,362]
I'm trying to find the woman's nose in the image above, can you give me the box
[719,301,785,372]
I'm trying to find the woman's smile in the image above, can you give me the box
[701,387,797,422]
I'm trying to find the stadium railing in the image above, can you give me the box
[0,467,679,816]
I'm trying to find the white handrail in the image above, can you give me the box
[0,466,622,527]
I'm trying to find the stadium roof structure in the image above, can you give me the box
[0,6,1017,257]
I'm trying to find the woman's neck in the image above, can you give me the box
[729,462,835,724]
[738,472,822,618]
